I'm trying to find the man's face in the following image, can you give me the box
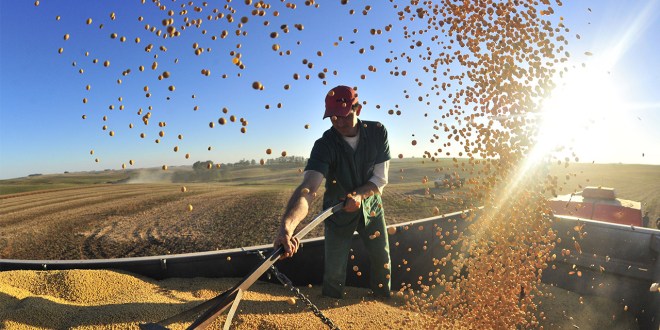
[330,105,360,137]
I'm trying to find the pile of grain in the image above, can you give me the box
[0,269,638,329]
[0,269,433,329]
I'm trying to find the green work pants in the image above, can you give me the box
[322,213,391,298]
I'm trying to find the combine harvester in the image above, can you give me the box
[1,189,659,329]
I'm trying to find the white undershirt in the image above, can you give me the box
[369,161,389,193]
[341,131,389,193]
[342,132,360,151]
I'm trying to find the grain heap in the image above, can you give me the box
[0,269,435,329]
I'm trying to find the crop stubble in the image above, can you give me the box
[0,180,468,260]
[1,162,656,261]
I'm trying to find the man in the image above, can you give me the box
[273,85,392,299]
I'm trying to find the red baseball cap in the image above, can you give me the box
[324,85,358,119]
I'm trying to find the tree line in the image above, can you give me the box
[172,156,307,182]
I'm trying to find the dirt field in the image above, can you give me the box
[0,161,657,260]
[0,183,466,260]
[0,160,465,260]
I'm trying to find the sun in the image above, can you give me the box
[486,58,628,216]
[530,61,625,164]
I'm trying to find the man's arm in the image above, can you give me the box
[274,170,324,258]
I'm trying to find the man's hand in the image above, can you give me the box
[343,192,363,213]
[273,228,300,259]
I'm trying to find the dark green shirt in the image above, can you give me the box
[305,119,391,226]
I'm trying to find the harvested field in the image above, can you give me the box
[1,161,657,260]
[0,160,464,260]
[0,182,466,260]
[0,183,295,260]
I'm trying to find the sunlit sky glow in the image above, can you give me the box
[535,64,624,163]
[1,0,658,180]
[532,0,660,167]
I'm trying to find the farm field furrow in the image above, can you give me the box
[0,185,126,210]
[78,187,279,258]
[0,181,185,201]
[0,187,205,259]
[0,187,185,229]
[0,184,179,218]
[0,162,657,261]
[0,183,471,260]
[0,185,296,259]
[0,183,181,210]
[0,184,110,201]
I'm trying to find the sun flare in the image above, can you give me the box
[532,61,626,164]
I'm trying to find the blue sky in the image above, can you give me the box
[1,0,658,179]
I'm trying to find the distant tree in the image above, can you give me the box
[193,160,214,171]
[190,160,217,181]
[233,159,251,166]
[260,155,307,167]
